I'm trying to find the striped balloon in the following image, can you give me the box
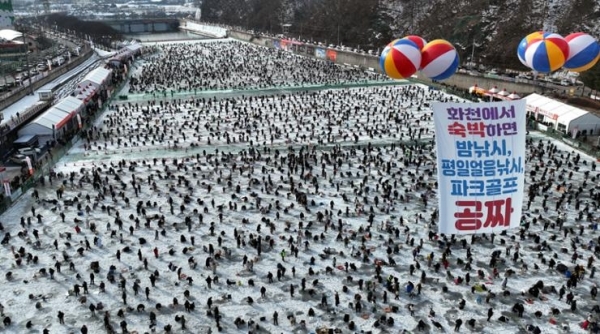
[402,35,427,51]
[380,39,401,60]
[524,33,569,73]
[379,39,422,79]
[420,39,459,81]
[517,31,544,67]
[563,32,600,72]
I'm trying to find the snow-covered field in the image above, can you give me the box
[0,41,599,334]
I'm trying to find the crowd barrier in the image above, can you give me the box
[118,80,409,102]
[536,124,600,159]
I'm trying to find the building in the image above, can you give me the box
[0,29,38,53]
[524,93,600,136]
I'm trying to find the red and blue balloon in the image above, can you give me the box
[380,38,422,79]
[563,32,600,72]
[518,31,599,73]
[380,36,459,81]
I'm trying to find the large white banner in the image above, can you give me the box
[433,100,526,234]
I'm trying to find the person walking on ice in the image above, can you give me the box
[280,249,286,262]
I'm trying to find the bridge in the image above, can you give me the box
[90,18,181,34]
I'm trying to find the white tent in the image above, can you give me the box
[0,29,23,42]
[125,43,142,55]
[53,96,85,115]
[524,93,600,135]
[507,92,520,100]
[18,97,84,138]
[80,67,112,88]
[524,93,570,121]
[76,87,95,103]
[556,107,600,135]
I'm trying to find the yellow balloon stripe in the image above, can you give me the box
[384,52,403,79]
[545,42,566,71]
[423,39,449,52]
[568,54,600,72]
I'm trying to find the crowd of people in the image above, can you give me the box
[79,85,441,155]
[0,39,599,334]
[127,41,387,94]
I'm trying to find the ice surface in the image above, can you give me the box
[0,41,598,334]
[126,40,389,95]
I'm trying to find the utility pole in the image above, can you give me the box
[21,30,34,95]
[470,38,475,69]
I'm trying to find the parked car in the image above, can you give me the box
[9,154,28,165]
[15,73,29,83]
[37,63,48,72]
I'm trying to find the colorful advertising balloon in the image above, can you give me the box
[420,39,459,81]
[517,31,544,67]
[523,33,569,73]
[563,32,600,72]
[379,39,422,79]
[402,35,427,51]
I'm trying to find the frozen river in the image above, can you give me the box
[0,39,598,334]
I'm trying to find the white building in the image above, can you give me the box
[524,93,600,136]
[0,28,38,52]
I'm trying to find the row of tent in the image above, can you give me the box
[108,44,143,67]
[524,93,600,136]
[468,85,521,100]
[468,85,600,136]
[17,67,113,144]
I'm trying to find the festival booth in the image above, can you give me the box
[125,43,143,57]
[507,92,521,100]
[468,85,488,96]
[74,84,96,103]
[80,67,112,89]
[524,93,600,134]
[108,47,136,67]
[74,67,113,104]
[484,86,520,101]
[18,97,85,144]
[556,106,600,136]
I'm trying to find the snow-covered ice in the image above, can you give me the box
[0,41,599,334]
[126,40,389,95]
